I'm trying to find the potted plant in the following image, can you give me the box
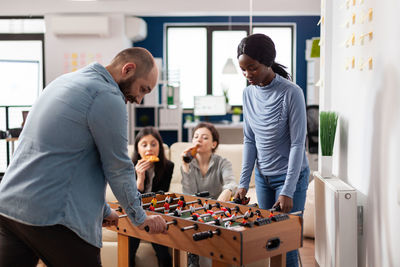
[223,89,230,112]
[231,107,242,123]
[184,114,193,124]
[319,111,338,177]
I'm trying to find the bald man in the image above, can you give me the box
[0,47,166,267]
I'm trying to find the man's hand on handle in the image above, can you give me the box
[103,209,119,227]
[138,215,167,234]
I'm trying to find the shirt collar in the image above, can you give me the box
[255,73,280,90]
[89,62,124,98]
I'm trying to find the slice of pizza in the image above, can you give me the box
[144,155,160,162]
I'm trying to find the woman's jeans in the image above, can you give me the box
[255,166,310,267]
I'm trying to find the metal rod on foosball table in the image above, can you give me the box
[180,223,199,231]
[114,207,123,212]
[143,195,184,207]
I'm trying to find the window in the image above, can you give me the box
[166,27,207,109]
[0,17,45,173]
[166,24,294,109]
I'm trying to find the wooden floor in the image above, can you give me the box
[299,238,318,267]
[37,238,317,267]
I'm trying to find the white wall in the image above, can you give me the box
[44,13,131,84]
[0,0,320,16]
[321,0,400,266]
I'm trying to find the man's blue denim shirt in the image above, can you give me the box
[0,63,146,248]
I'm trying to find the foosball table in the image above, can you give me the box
[106,192,303,267]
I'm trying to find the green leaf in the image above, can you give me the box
[319,111,338,156]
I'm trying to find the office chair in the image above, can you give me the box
[306,105,319,154]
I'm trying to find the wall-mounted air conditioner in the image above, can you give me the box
[51,15,109,37]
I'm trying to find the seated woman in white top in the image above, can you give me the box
[181,122,237,201]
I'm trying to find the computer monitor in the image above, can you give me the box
[193,95,227,116]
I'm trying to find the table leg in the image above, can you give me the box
[117,234,129,267]
[172,248,181,267]
[270,253,286,267]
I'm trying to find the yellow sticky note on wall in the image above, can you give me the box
[368,8,373,21]
[310,38,320,58]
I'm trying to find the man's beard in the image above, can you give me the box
[118,75,136,102]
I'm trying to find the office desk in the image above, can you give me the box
[184,122,244,144]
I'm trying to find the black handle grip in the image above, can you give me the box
[193,230,213,241]
[144,225,149,232]
[272,205,281,212]
[195,191,210,197]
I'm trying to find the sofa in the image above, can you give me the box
[100,142,315,267]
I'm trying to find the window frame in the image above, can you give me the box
[164,23,295,108]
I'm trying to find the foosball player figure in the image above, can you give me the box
[244,208,253,218]
[189,203,196,214]
[150,197,157,207]
[177,198,184,208]
[203,199,211,211]
[149,203,156,211]
[174,206,183,217]
[240,216,252,227]
[224,220,233,228]
[163,202,170,214]
[268,210,274,218]
[255,210,262,220]
[221,206,231,217]
[191,213,204,223]
[165,195,171,204]
[230,211,238,220]
[206,209,214,216]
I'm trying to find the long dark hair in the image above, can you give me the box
[192,122,220,152]
[132,127,167,186]
[237,33,291,80]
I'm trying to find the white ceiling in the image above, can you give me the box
[0,0,321,16]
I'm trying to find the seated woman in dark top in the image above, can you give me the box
[129,127,174,267]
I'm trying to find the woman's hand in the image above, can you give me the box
[217,189,232,202]
[273,195,293,213]
[135,159,152,191]
[233,188,248,202]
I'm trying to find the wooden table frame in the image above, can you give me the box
[107,193,300,267]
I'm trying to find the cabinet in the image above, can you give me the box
[127,73,182,146]
[305,38,321,106]
[128,104,182,146]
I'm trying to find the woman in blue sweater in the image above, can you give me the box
[234,33,309,267]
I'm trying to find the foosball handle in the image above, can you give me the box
[193,229,221,241]
[195,191,210,197]
[230,196,250,205]
[144,225,150,232]
[271,205,281,212]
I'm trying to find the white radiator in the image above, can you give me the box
[314,172,357,267]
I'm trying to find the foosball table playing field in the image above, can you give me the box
[106,192,303,267]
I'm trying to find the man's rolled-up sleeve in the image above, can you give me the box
[88,91,146,226]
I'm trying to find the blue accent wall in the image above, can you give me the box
[135,16,320,95]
